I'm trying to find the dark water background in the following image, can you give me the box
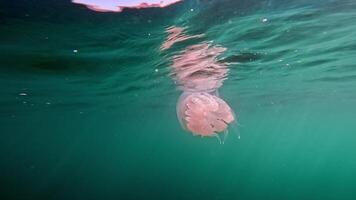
[1,0,356,199]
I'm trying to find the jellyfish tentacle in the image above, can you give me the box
[213,133,223,144]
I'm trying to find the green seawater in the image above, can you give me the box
[1,0,356,199]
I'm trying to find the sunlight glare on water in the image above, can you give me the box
[72,0,183,12]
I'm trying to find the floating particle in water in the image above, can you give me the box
[154,68,159,72]
[72,0,183,12]
[18,93,28,96]
[73,49,78,53]
[262,18,268,23]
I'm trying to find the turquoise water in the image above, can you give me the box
[1,0,356,199]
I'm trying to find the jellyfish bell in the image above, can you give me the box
[177,92,235,140]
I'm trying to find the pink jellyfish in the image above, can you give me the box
[162,26,236,139]
[177,92,235,137]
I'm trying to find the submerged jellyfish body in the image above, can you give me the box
[177,92,235,137]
